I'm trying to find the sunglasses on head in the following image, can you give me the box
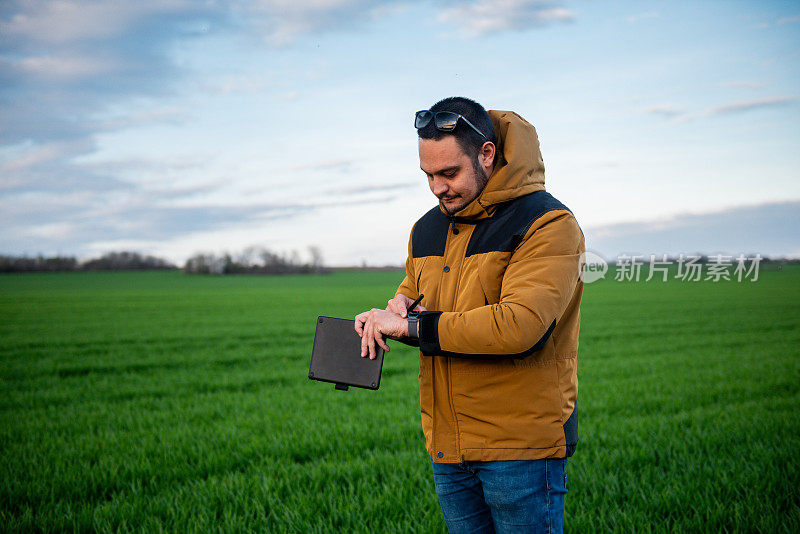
[414,110,488,141]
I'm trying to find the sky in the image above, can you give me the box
[1,0,799,266]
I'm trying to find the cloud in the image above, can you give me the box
[0,186,402,258]
[704,96,799,116]
[0,139,93,176]
[0,141,402,259]
[235,0,574,44]
[24,222,78,241]
[16,54,114,79]
[585,200,800,259]
[750,13,799,30]
[0,138,125,195]
[646,96,799,122]
[1,1,426,158]
[290,159,357,173]
[1,0,571,145]
[777,15,800,26]
[238,0,398,46]
[326,182,417,195]
[717,80,765,90]
[0,1,194,46]
[643,104,686,119]
[626,11,660,24]
[0,1,232,251]
[0,1,226,146]
[93,107,191,132]
[0,1,222,79]
[203,74,274,95]
[437,0,574,37]
[0,0,580,261]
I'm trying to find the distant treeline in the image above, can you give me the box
[0,246,328,275]
[0,252,176,273]
[183,246,327,275]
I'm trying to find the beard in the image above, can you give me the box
[472,157,491,190]
[439,161,490,216]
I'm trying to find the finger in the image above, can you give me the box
[368,320,378,357]
[393,296,412,315]
[366,320,373,359]
[376,333,390,353]
[386,299,405,318]
[395,298,407,318]
[365,315,378,358]
[360,319,370,357]
[367,319,376,353]
[354,314,365,336]
[369,326,377,360]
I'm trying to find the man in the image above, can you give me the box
[355,97,584,533]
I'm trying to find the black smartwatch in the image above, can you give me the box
[407,312,419,339]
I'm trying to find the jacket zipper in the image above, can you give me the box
[443,214,460,460]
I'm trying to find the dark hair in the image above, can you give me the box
[417,97,497,160]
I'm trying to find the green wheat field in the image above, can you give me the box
[1,267,799,533]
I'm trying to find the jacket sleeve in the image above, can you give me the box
[417,211,583,357]
[394,225,421,348]
[395,223,419,301]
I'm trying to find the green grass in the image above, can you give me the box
[1,268,799,532]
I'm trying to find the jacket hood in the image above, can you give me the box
[451,110,545,220]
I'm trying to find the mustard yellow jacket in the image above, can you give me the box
[396,110,584,463]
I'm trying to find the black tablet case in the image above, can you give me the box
[309,316,384,391]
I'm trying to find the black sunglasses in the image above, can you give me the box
[414,110,488,141]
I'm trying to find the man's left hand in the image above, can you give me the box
[354,309,408,359]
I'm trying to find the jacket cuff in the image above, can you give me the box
[396,336,420,347]
[417,311,442,355]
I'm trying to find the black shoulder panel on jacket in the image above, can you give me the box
[465,191,572,257]
[412,206,450,258]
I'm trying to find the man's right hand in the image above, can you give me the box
[386,294,427,318]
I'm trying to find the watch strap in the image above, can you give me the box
[407,313,419,338]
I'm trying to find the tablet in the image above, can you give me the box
[308,316,384,391]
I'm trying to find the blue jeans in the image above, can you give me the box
[431,457,568,534]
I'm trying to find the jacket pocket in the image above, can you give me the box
[477,252,509,305]
[414,256,427,293]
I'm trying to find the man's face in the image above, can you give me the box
[419,136,488,216]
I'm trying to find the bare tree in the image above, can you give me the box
[183,245,328,275]
[308,246,324,273]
